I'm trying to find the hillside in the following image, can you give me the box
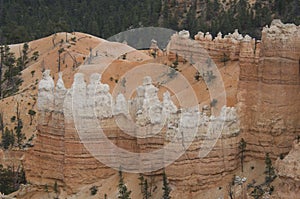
[0,18,298,198]
[0,0,299,44]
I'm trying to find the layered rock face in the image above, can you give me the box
[238,20,300,160]
[24,20,299,196]
[275,140,300,198]
[25,66,240,195]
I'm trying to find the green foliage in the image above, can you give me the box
[10,116,16,122]
[239,138,247,172]
[162,170,171,199]
[90,185,98,195]
[264,153,276,184]
[220,53,230,66]
[54,181,58,193]
[0,111,4,133]
[139,174,150,199]
[0,164,26,195]
[0,0,298,44]
[14,102,25,149]
[251,185,264,199]
[28,109,36,125]
[118,169,132,199]
[0,45,23,99]
[31,51,39,61]
[205,71,216,83]
[16,43,30,71]
[194,71,201,81]
[167,68,177,79]
[30,70,35,77]
[1,127,14,150]
[210,98,218,107]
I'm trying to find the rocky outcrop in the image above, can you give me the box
[24,20,299,197]
[275,140,300,198]
[25,67,241,195]
[238,20,300,160]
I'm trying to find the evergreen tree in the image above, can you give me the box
[239,138,247,172]
[0,45,3,99]
[0,111,4,133]
[1,127,14,150]
[16,42,29,71]
[15,102,25,149]
[162,170,171,199]
[118,169,132,199]
[28,109,36,125]
[0,45,22,98]
[264,153,276,184]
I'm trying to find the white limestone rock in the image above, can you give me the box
[114,93,128,115]
[179,30,190,39]
[38,70,54,111]
[54,72,67,112]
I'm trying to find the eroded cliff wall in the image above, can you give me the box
[238,20,300,160]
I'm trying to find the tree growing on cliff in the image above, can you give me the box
[118,168,132,199]
[15,102,25,149]
[0,111,4,133]
[264,153,276,184]
[28,109,36,125]
[1,127,14,150]
[239,138,247,172]
[162,169,171,199]
[16,43,29,71]
[0,164,26,195]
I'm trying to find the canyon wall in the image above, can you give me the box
[25,68,240,196]
[24,20,299,196]
[237,20,300,160]
[275,140,300,198]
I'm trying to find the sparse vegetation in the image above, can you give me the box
[239,138,247,172]
[194,71,201,81]
[0,164,26,195]
[118,168,131,199]
[31,70,35,77]
[210,98,218,107]
[15,102,25,149]
[1,127,14,150]
[0,45,23,98]
[220,53,230,66]
[162,169,171,199]
[265,153,276,184]
[17,43,29,71]
[28,109,36,125]
[31,51,39,61]
[205,71,216,83]
[90,185,98,195]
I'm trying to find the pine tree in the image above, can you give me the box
[17,42,29,71]
[1,127,14,150]
[0,45,3,99]
[264,153,276,184]
[0,111,4,133]
[28,109,36,125]
[0,45,22,98]
[239,138,246,172]
[15,102,25,149]
[162,170,171,199]
[118,169,131,199]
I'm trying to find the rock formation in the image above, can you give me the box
[24,20,299,197]
[238,20,300,160]
[275,140,300,198]
[26,68,240,195]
